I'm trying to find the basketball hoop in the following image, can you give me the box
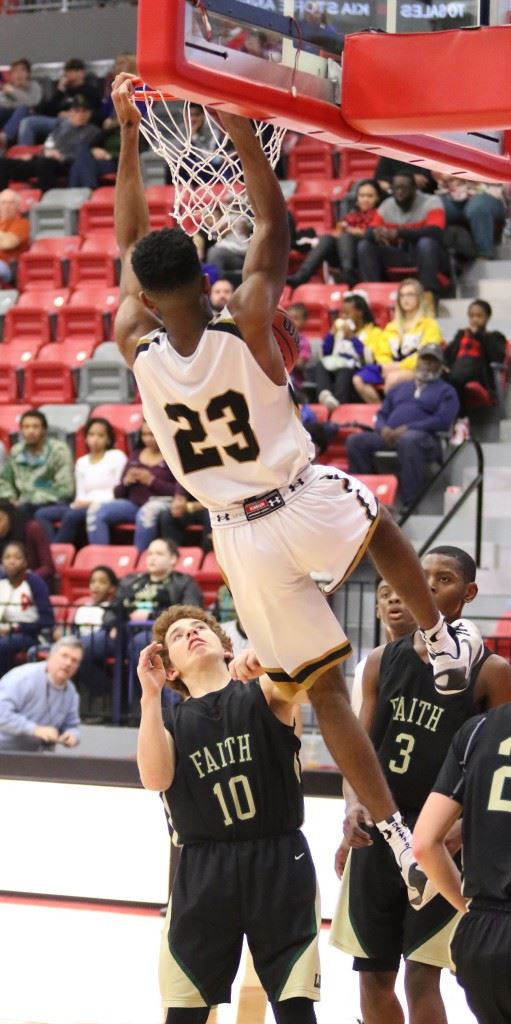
[136,89,286,240]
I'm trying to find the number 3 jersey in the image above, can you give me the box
[161,680,304,844]
[371,633,491,814]
[133,314,314,510]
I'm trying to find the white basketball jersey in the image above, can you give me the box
[133,313,314,510]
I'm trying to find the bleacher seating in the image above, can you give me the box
[61,545,139,602]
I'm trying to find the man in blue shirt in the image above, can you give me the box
[0,635,82,751]
[347,346,459,510]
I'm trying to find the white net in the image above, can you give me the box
[138,92,287,240]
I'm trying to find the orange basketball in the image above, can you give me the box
[272,307,300,373]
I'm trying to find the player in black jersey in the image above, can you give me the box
[414,703,511,1024]
[137,603,320,1024]
[329,545,511,1024]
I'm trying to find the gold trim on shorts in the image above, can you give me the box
[323,501,380,597]
[264,639,352,700]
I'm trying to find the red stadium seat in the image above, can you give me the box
[349,283,398,327]
[145,184,176,229]
[287,140,335,180]
[0,404,30,437]
[56,305,105,345]
[79,199,115,236]
[92,403,144,436]
[285,283,347,337]
[195,550,223,606]
[356,474,399,506]
[0,365,18,403]
[0,341,40,400]
[29,236,82,259]
[484,614,511,660]
[327,403,381,462]
[50,594,70,625]
[16,288,70,313]
[88,186,116,204]
[294,178,351,202]
[61,545,138,602]
[287,194,334,234]
[2,305,51,345]
[17,251,65,291]
[307,403,329,422]
[338,148,378,181]
[23,360,76,404]
[38,339,96,368]
[69,286,120,315]
[69,235,118,288]
[50,543,76,577]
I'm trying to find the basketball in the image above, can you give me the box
[272,307,300,373]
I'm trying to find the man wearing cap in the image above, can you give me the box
[347,346,459,511]
[0,96,101,192]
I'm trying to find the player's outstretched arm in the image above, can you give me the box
[112,72,159,366]
[413,792,466,913]
[137,642,176,791]
[217,113,290,377]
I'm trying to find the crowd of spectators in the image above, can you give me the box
[0,49,509,733]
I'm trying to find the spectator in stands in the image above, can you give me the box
[206,215,252,284]
[0,499,55,590]
[17,57,102,145]
[377,278,443,392]
[285,302,312,399]
[72,566,119,637]
[209,277,234,312]
[0,541,54,676]
[287,179,384,288]
[317,293,384,408]
[0,635,82,752]
[436,175,507,259]
[357,171,448,305]
[86,420,179,552]
[0,59,42,151]
[35,417,126,545]
[375,157,437,195]
[158,494,211,552]
[0,95,102,193]
[80,539,203,709]
[347,346,459,511]
[444,299,507,411]
[0,188,29,284]
[100,53,137,125]
[0,410,74,519]
[56,566,118,717]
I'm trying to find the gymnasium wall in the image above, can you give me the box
[0,2,137,64]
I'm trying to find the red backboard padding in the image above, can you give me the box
[343,26,511,134]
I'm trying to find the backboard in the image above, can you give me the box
[137,0,511,180]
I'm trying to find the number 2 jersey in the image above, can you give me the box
[133,313,314,510]
[161,679,304,844]
[371,633,491,814]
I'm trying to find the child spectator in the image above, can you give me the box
[86,420,179,552]
[287,179,384,288]
[378,278,443,392]
[444,299,507,412]
[285,302,312,399]
[35,417,126,545]
[316,294,382,409]
[72,565,119,637]
[0,541,54,675]
[0,499,55,590]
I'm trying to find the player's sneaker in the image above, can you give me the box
[424,617,484,695]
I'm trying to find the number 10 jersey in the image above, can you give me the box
[162,679,304,844]
[133,313,314,509]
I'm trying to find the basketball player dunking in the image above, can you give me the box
[137,606,320,1024]
[112,71,481,907]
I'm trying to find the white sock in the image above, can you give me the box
[376,811,413,869]
[420,615,455,653]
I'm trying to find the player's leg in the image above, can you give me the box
[404,962,446,1024]
[359,971,403,1024]
[450,908,511,1024]
[271,998,317,1023]
[368,506,482,693]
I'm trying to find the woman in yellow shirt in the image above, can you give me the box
[378,278,443,391]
